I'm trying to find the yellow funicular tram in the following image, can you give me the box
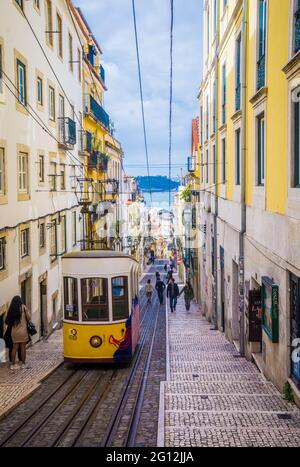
[62,250,140,363]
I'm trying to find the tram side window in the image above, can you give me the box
[64,277,78,321]
[81,278,109,321]
[112,276,129,321]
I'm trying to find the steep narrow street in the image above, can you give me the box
[161,295,300,447]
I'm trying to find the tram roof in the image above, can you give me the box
[62,250,138,263]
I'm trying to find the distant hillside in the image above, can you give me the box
[136,176,179,193]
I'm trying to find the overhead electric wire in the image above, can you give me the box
[168,0,174,208]
[132,0,152,202]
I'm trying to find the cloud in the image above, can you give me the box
[74,0,203,177]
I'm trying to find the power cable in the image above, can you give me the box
[168,0,174,208]
[132,0,152,202]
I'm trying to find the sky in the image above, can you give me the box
[74,0,203,180]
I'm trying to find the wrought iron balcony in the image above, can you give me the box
[87,151,109,171]
[235,83,241,111]
[89,95,110,129]
[104,179,119,198]
[58,117,76,147]
[78,130,93,154]
[257,54,265,91]
[100,65,105,84]
[295,8,300,53]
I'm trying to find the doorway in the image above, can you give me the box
[40,280,47,338]
[290,273,300,387]
[220,246,225,332]
[232,260,240,342]
[21,276,31,310]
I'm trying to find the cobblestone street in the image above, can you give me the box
[161,296,300,447]
[0,331,63,419]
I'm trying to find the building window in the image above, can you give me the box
[0,44,3,95]
[213,0,217,35]
[222,138,226,184]
[257,113,265,186]
[17,59,26,106]
[294,0,300,54]
[0,148,5,195]
[49,85,55,121]
[20,228,29,258]
[72,211,77,246]
[222,64,226,124]
[294,101,300,187]
[257,0,267,91]
[49,161,57,191]
[57,12,63,58]
[206,149,209,183]
[235,129,241,185]
[213,80,216,134]
[71,165,76,189]
[213,144,216,185]
[18,152,29,193]
[236,34,242,111]
[200,106,203,145]
[61,215,66,254]
[69,33,73,72]
[77,48,81,82]
[60,164,65,190]
[46,0,53,47]
[38,154,44,182]
[201,152,204,183]
[206,7,210,57]
[50,219,57,260]
[206,95,209,140]
[37,76,43,106]
[0,237,6,271]
[39,222,45,249]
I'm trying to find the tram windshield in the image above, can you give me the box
[81,278,109,321]
[64,277,79,321]
[112,276,129,321]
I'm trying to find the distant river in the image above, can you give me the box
[143,190,177,208]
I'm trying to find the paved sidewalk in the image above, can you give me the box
[161,296,300,447]
[0,330,63,419]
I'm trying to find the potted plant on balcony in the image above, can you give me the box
[98,152,110,171]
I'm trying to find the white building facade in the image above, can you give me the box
[0,0,84,341]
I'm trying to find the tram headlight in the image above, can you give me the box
[89,335,102,348]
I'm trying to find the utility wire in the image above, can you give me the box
[132,0,152,202]
[168,0,174,208]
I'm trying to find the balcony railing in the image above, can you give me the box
[100,65,105,84]
[89,95,110,129]
[295,8,300,53]
[87,151,109,171]
[235,83,241,111]
[257,54,265,91]
[58,117,76,146]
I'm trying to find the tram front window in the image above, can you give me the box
[112,276,129,321]
[81,278,109,321]
[64,277,79,321]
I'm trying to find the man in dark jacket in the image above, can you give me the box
[167,278,180,312]
[155,278,166,305]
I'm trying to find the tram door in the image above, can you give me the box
[290,273,300,387]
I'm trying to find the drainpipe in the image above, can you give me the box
[239,0,248,356]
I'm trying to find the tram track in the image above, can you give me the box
[0,261,167,447]
[100,262,165,447]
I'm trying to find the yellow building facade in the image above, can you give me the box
[198,0,300,400]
